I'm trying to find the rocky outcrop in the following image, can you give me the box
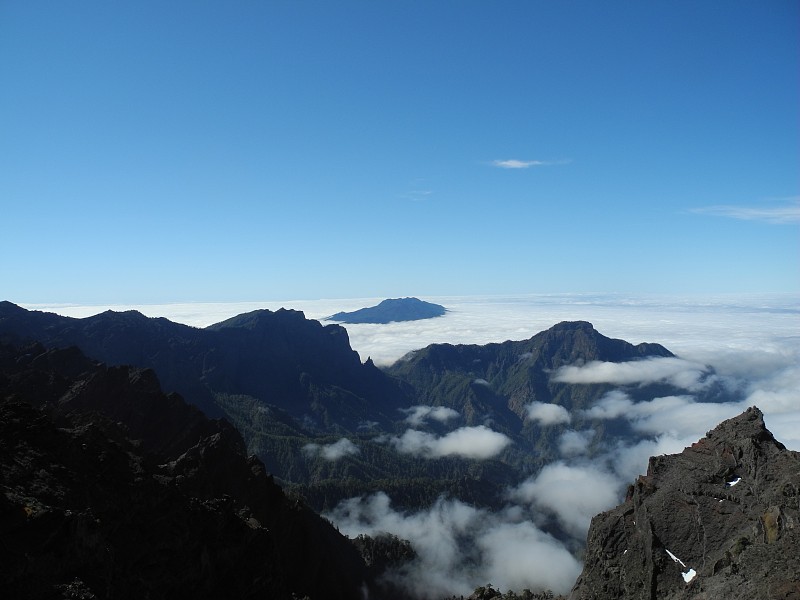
[0,342,369,599]
[570,407,800,599]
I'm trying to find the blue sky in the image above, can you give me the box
[2,1,798,303]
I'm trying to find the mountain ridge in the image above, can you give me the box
[0,302,731,513]
[570,406,800,599]
[0,341,370,599]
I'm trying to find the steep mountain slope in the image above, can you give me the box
[385,321,697,468]
[388,320,674,419]
[0,302,408,430]
[327,297,446,324]
[570,407,800,599]
[0,341,370,599]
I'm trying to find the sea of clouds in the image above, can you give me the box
[27,293,799,596]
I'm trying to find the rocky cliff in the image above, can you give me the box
[570,407,800,599]
[0,342,369,599]
[0,301,408,430]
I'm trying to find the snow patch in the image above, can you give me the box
[665,549,686,567]
[666,549,697,584]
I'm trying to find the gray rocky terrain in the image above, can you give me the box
[570,407,800,600]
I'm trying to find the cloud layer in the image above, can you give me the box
[29,293,800,596]
[552,356,713,391]
[327,492,582,598]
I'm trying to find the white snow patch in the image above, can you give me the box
[665,549,686,567]
[666,549,697,584]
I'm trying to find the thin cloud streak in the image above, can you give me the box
[491,159,569,169]
[690,198,800,224]
[302,437,359,461]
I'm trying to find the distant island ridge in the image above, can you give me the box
[325,297,447,324]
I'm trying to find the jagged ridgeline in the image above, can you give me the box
[0,342,368,599]
[0,302,734,512]
[1,302,796,599]
[570,407,800,599]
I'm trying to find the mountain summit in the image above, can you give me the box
[326,297,446,324]
[570,406,800,599]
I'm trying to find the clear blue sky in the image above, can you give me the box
[2,1,798,303]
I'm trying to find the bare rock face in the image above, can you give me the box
[0,342,369,599]
[570,407,800,600]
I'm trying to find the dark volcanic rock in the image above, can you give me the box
[570,407,800,600]
[0,342,369,600]
[327,297,447,324]
[0,302,408,431]
[387,320,676,427]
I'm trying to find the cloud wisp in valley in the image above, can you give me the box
[552,356,715,392]
[302,438,360,461]
[327,492,582,599]
[389,425,511,460]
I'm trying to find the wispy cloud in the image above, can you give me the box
[491,159,569,169]
[551,356,714,392]
[302,437,360,461]
[401,405,460,427]
[690,198,800,224]
[400,189,434,202]
[509,462,622,539]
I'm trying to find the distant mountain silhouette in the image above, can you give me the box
[327,297,446,324]
[0,341,370,599]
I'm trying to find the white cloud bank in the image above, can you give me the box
[510,462,622,538]
[327,492,581,599]
[33,293,800,596]
[390,426,512,459]
[302,437,359,461]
